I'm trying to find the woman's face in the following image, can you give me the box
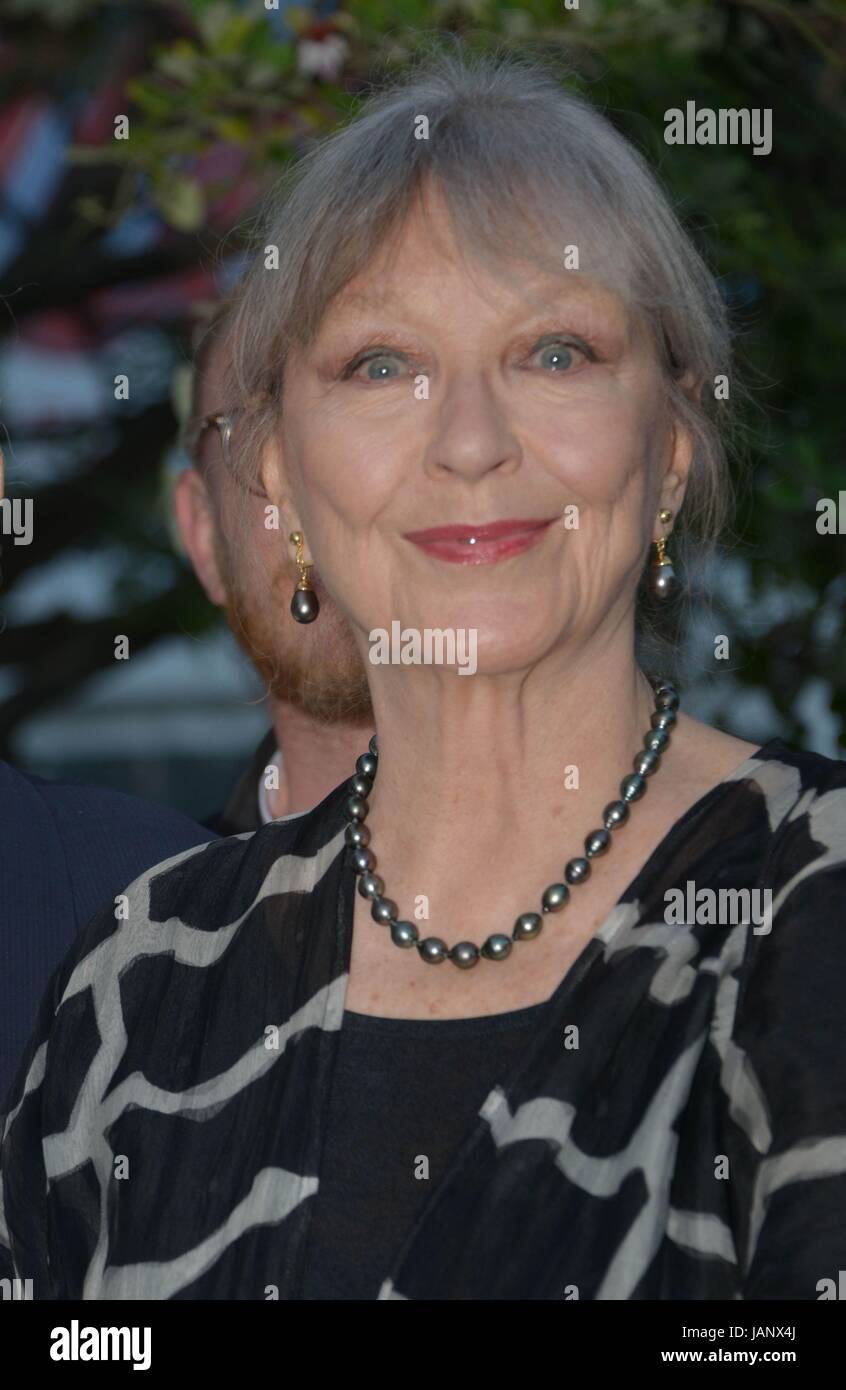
[267,185,692,677]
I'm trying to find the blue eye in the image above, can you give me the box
[531,338,590,372]
[347,351,404,381]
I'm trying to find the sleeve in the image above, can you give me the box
[1,953,69,1297]
[0,900,118,1300]
[734,775,846,1299]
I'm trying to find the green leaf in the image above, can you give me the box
[155,42,201,85]
[153,174,206,232]
[214,115,253,144]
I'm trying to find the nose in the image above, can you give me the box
[424,369,522,481]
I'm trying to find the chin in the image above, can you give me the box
[462,629,563,679]
[395,610,569,680]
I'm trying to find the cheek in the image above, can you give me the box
[287,407,412,533]
[531,390,658,505]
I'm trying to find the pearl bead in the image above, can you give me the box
[350,846,375,874]
[603,800,629,829]
[391,920,418,948]
[291,587,319,623]
[344,822,370,848]
[369,734,379,757]
[565,857,590,884]
[644,728,669,752]
[371,897,398,924]
[513,912,543,940]
[349,773,372,798]
[419,937,448,963]
[450,942,480,969]
[633,748,660,777]
[620,773,646,802]
[481,934,512,960]
[542,883,570,913]
[655,689,680,711]
[346,795,368,821]
[651,709,676,730]
[357,752,378,779]
[357,872,384,900]
[585,829,611,858]
[652,563,676,599]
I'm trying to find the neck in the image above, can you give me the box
[267,697,373,817]
[361,633,663,901]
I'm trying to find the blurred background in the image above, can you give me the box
[0,0,843,823]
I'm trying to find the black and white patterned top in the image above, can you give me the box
[3,737,846,1300]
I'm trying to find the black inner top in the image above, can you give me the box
[298,999,551,1299]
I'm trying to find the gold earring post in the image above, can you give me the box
[289,531,312,591]
[656,508,673,562]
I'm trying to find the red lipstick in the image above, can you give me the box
[403,518,556,565]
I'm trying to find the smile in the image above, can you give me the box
[403,518,556,565]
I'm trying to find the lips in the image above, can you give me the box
[403,517,556,565]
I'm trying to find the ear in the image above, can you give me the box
[654,391,697,541]
[259,436,310,560]
[173,468,228,606]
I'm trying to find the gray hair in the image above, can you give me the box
[225,44,742,683]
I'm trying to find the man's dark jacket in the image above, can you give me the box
[0,761,217,1104]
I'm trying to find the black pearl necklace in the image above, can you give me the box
[344,679,680,969]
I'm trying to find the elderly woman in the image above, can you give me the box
[3,50,846,1303]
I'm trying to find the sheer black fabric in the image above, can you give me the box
[3,739,846,1300]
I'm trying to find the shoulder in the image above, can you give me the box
[68,776,351,967]
[0,760,218,926]
[1,780,350,1119]
[717,743,846,1297]
[731,743,846,1126]
[15,764,218,852]
[744,739,846,873]
[692,725,846,853]
[728,738,846,955]
[694,738,846,1092]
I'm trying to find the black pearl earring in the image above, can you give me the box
[650,508,676,599]
[289,530,320,623]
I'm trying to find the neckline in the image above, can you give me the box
[339,737,787,1029]
[328,737,792,1292]
[342,996,550,1036]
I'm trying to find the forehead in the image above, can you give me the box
[334,273,623,315]
[322,261,631,338]
[326,177,629,322]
